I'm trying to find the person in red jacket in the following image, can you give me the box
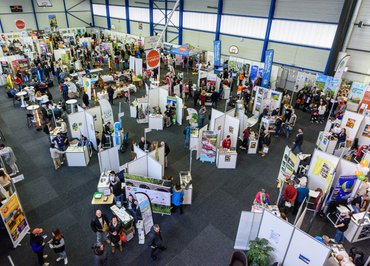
[282,180,297,212]
[221,135,232,149]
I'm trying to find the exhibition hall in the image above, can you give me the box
[0,0,369,265]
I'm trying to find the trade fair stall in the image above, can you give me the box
[252,86,282,116]
[130,97,149,123]
[129,145,165,180]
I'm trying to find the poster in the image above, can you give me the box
[329,176,357,201]
[278,146,299,183]
[362,124,370,138]
[262,50,274,88]
[135,192,154,234]
[48,15,58,29]
[324,78,340,97]
[0,193,30,248]
[359,87,370,111]
[167,96,177,108]
[347,82,367,111]
[214,40,221,66]
[315,74,328,91]
[199,130,218,163]
[312,157,335,192]
[145,49,160,70]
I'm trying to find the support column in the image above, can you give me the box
[0,18,4,33]
[105,0,111,30]
[125,0,131,34]
[325,0,358,75]
[178,0,184,44]
[90,0,95,27]
[165,0,168,42]
[149,0,154,36]
[31,0,39,31]
[63,0,70,28]
[261,0,276,62]
[215,0,223,41]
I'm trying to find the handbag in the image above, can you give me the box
[119,232,127,243]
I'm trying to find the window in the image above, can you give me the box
[183,12,217,32]
[153,9,179,26]
[109,5,126,20]
[129,7,149,23]
[92,4,106,17]
[269,20,337,48]
[220,15,268,39]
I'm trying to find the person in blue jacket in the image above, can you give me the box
[30,228,50,266]
[293,181,309,215]
[172,184,185,214]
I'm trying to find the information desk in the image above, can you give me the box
[251,204,281,217]
[216,148,237,169]
[179,171,192,205]
[345,212,370,243]
[316,131,338,154]
[65,146,89,166]
[148,114,164,130]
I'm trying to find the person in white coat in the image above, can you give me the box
[50,144,65,170]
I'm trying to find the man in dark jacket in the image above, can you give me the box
[82,91,89,108]
[291,128,304,154]
[148,224,166,260]
[107,85,114,105]
[30,228,50,265]
[109,171,123,205]
[93,244,108,266]
[90,209,110,244]
[161,141,170,167]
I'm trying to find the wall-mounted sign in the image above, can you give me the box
[10,6,23,12]
[229,45,239,55]
[15,20,26,30]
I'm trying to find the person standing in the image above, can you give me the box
[93,244,108,266]
[240,127,250,150]
[49,144,65,170]
[334,212,352,244]
[211,89,218,108]
[171,184,184,214]
[61,80,68,101]
[0,144,19,176]
[90,209,110,244]
[0,169,14,195]
[30,228,50,266]
[126,194,138,223]
[108,215,124,253]
[184,124,191,148]
[138,136,150,151]
[161,141,170,168]
[254,188,270,206]
[198,105,207,128]
[293,181,309,215]
[221,135,232,149]
[48,229,68,265]
[107,85,114,105]
[282,180,298,213]
[82,91,89,108]
[193,89,200,107]
[148,224,166,260]
[109,171,123,205]
[291,128,304,154]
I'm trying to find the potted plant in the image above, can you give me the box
[247,238,274,266]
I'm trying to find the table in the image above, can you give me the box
[35,95,49,104]
[16,91,28,107]
[65,146,89,166]
[345,211,370,243]
[70,68,103,77]
[26,104,39,111]
[110,205,135,241]
[216,148,238,169]
[149,114,164,130]
[329,244,354,265]
[91,193,114,205]
[97,172,111,193]
[66,99,78,113]
[251,204,281,217]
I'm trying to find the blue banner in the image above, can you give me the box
[214,40,221,66]
[329,175,357,201]
[262,49,274,88]
[250,65,259,82]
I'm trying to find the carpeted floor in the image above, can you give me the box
[0,67,368,266]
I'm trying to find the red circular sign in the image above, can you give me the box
[179,46,187,52]
[146,49,160,68]
[15,20,25,30]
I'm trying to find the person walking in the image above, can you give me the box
[211,89,218,108]
[90,209,110,244]
[171,184,184,214]
[240,127,250,150]
[291,128,304,154]
[49,144,65,170]
[334,212,352,244]
[198,105,207,128]
[193,88,200,107]
[48,229,68,265]
[109,215,124,253]
[0,144,19,176]
[30,228,50,266]
[148,224,166,260]
[93,244,108,266]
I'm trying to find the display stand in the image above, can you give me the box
[216,148,237,169]
[148,114,164,130]
[345,211,370,243]
[179,171,192,205]
[65,146,89,166]
[316,132,338,154]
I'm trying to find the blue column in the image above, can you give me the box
[178,0,184,44]
[261,0,276,62]
[63,0,70,28]
[165,0,168,42]
[215,0,223,41]
[105,0,111,30]
[31,0,39,30]
[90,0,95,27]
[0,18,4,33]
[125,0,131,33]
[149,0,154,36]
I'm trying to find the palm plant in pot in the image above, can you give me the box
[247,238,274,266]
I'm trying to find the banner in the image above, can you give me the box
[0,193,30,248]
[144,35,160,50]
[15,19,25,30]
[145,49,160,70]
[347,82,367,112]
[99,99,114,125]
[135,192,154,234]
[48,15,58,30]
[186,108,198,128]
[329,175,357,201]
[315,74,328,91]
[278,146,299,183]
[312,157,335,192]
[261,49,274,88]
[324,78,340,98]
[250,65,259,83]
[83,76,91,100]
[359,86,370,111]
[334,54,350,80]
[199,130,218,163]
[214,40,221,66]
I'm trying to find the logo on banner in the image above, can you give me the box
[146,49,160,69]
[179,46,187,52]
[262,49,274,88]
[334,54,350,80]
[15,20,25,30]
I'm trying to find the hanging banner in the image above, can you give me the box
[324,78,340,98]
[329,175,357,202]
[145,49,160,70]
[135,192,154,234]
[347,82,367,112]
[99,99,114,125]
[83,77,91,100]
[214,40,221,66]
[359,86,370,111]
[261,49,274,88]
[48,15,58,30]
[199,130,218,163]
[315,73,328,91]
[0,193,30,248]
[334,54,350,80]
[250,65,259,82]
[15,19,25,30]
[144,36,160,50]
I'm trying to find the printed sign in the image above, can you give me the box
[135,192,154,234]
[262,49,274,88]
[15,20,25,30]
[214,40,221,66]
[329,175,357,201]
[146,49,160,69]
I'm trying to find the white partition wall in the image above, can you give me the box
[133,145,146,159]
[85,112,97,150]
[87,106,103,134]
[147,157,162,180]
[176,96,183,125]
[68,112,87,139]
[127,156,147,177]
[357,116,370,146]
[224,115,240,148]
[234,211,263,250]
[257,211,294,264]
[209,108,224,130]
[149,146,165,176]
[98,146,120,173]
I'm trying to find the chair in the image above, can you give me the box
[229,251,248,266]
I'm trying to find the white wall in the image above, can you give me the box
[0,0,92,32]
[220,35,263,62]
